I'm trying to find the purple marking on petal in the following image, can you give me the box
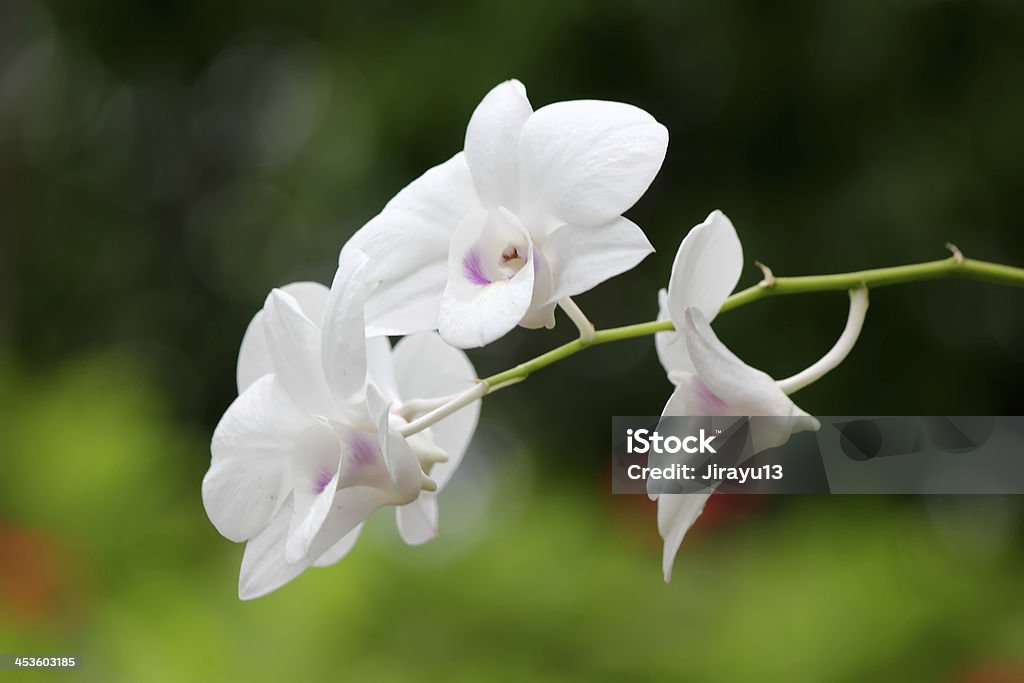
[313,469,335,494]
[694,377,728,413]
[348,432,379,468]
[462,249,491,286]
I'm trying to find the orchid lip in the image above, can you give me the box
[462,244,529,287]
[694,377,728,413]
[348,432,378,468]
[312,470,334,494]
[462,249,491,286]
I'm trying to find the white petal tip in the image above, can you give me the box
[338,246,371,270]
[284,544,306,565]
[264,288,284,307]
[501,78,526,96]
[238,581,267,602]
[662,555,677,583]
[404,529,439,546]
[264,288,302,317]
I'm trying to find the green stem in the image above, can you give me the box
[482,254,1024,388]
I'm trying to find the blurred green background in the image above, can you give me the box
[1,0,1023,680]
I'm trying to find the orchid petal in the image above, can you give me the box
[657,493,711,582]
[396,494,439,545]
[518,100,668,229]
[312,524,364,567]
[465,79,533,209]
[237,281,329,394]
[263,289,335,416]
[285,422,343,563]
[321,250,372,407]
[239,488,392,600]
[655,288,694,378]
[204,376,311,542]
[683,309,807,417]
[238,503,302,600]
[656,210,744,378]
[544,216,654,303]
[666,210,743,329]
[336,428,389,490]
[343,153,483,336]
[365,335,400,403]
[661,372,733,416]
[312,486,394,556]
[681,308,820,448]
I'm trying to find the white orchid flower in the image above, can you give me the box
[343,78,668,348]
[656,307,822,581]
[202,251,471,599]
[653,211,868,581]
